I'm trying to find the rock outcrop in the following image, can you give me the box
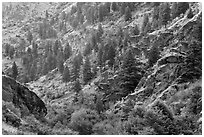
[2,75,47,117]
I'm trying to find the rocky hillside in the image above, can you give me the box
[2,2,202,135]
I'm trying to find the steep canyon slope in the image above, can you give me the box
[2,2,202,135]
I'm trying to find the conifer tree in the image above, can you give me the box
[77,51,83,67]
[61,11,66,21]
[64,42,72,60]
[124,6,132,21]
[104,2,111,14]
[159,3,170,27]
[176,2,189,17]
[57,56,64,74]
[50,17,55,26]
[30,60,37,81]
[46,52,56,71]
[144,21,151,34]
[111,2,118,11]
[53,40,60,56]
[97,23,103,42]
[120,2,126,15]
[141,14,149,33]
[99,4,104,22]
[107,40,116,68]
[123,34,129,48]
[27,30,33,45]
[171,2,178,20]
[9,46,15,59]
[45,10,49,19]
[5,43,10,56]
[82,57,92,85]
[148,43,160,67]
[63,66,70,82]
[97,46,104,67]
[133,24,140,35]
[71,54,81,81]
[83,43,92,56]
[186,8,194,18]
[152,6,160,29]
[42,61,49,75]
[32,41,38,58]
[73,79,81,94]
[119,48,142,96]
[90,33,98,52]
[12,61,18,80]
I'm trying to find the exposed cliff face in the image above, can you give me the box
[2,75,47,117]
[123,10,202,114]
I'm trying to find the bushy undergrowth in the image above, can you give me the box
[69,108,100,135]
[18,115,77,135]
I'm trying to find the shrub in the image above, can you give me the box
[187,86,202,115]
[144,109,179,135]
[70,108,100,134]
[51,107,75,127]
[93,119,128,135]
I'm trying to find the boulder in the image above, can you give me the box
[2,75,47,117]
[157,52,185,66]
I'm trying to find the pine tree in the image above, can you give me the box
[57,56,64,74]
[119,48,142,96]
[186,8,194,18]
[5,43,10,56]
[132,24,140,35]
[73,79,81,93]
[27,30,33,45]
[83,43,92,56]
[46,52,56,71]
[126,2,135,11]
[141,14,149,33]
[107,40,116,68]
[90,33,98,52]
[53,40,59,56]
[104,2,111,14]
[64,42,72,60]
[71,55,81,81]
[124,6,132,21]
[77,51,83,67]
[98,4,104,22]
[82,57,92,85]
[123,34,129,48]
[97,46,104,67]
[9,46,15,59]
[50,17,55,26]
[42,61,49,75]
[171,2,178,20]
[63,66,70,82]
[61,11,66,21]
[176,2,189,17]
[120,2,126,15]
[144,21,151,34]
[148,43,160,67]
[45,10,49,19]
[32,41,38,58]
[12,61,18,80]
[111,2,118,11]
[30,60,37,81]
[97,23,103,42]
[71,6,77,15]
[152,6,160,29]
[159,3,170,27]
